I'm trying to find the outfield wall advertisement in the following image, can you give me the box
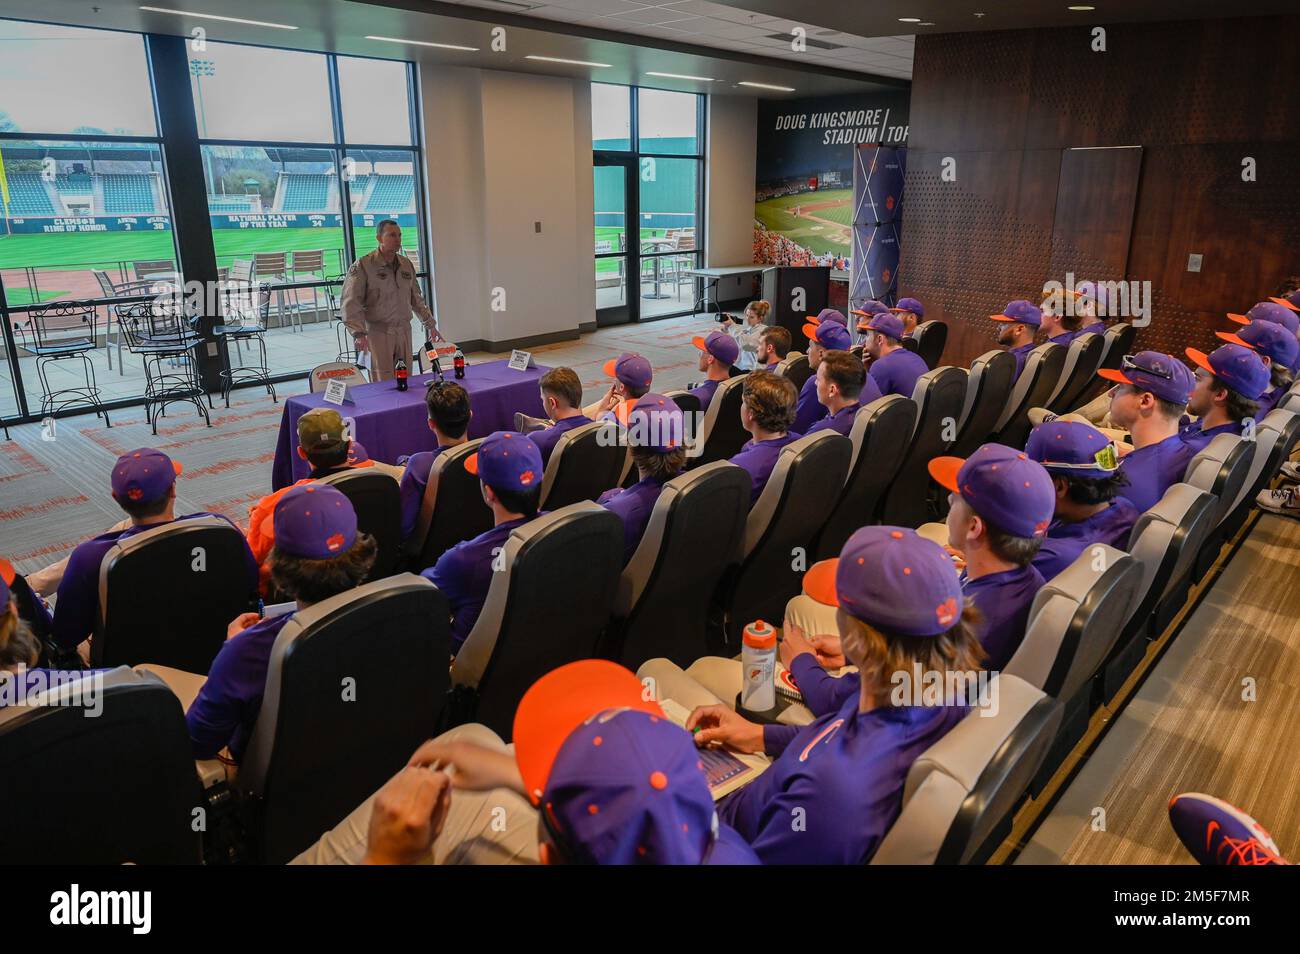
[754,91,909,269]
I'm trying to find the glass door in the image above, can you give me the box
[594,156,636,327]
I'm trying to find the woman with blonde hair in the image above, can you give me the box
[722,299,772,371]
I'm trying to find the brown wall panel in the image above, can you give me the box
[903,14,1300,369]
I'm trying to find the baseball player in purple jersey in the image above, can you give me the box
[862,311,928,398]
[598,393,686,564]
[399,380,471,540]
[1181,343,1269,451]
[990,299,1043,382]
[1215,321,1297,420]
[728,371,801,504]
[689,331,739,413]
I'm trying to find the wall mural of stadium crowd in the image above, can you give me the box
[753,91,909,272]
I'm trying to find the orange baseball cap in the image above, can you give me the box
[1270,297,1300,312]
[928,455,964,494]
[801,558,840,607]
[512,659,663,805]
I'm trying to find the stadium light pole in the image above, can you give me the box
[189,59,215,193]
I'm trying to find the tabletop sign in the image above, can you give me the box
[322,379,350,406]
[508,349,533,372]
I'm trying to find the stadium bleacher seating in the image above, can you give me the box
[207,195,254,212]
[364,174,414,212]
[5,173,56,215]
[277,173,334,212]
[101,173,157,215]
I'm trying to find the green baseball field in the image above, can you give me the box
[753,188,853,257]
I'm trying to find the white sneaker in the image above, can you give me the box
[1256,485,1300,519]
[1280,460,1300,483]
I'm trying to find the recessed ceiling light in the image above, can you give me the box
[738,81,795,92]
[898,18,922,23]
[645,72,715,82]
[1068,5,1096,9]
[918,21,935,26]
[526,55,612,68]
[138,5,297,29]
[366,36,479,52]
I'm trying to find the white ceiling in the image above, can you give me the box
[442,0,916,78]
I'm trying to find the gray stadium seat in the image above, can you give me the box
[662,388,701,417]
[992,342,1067,448]
[1095,483,1217,703]
[94,516,259,673]
[407,439,493,573]
[716,431,852,645]
[776,352,812,391]
[950,350,1017,459]
[1045,332,1104,414]
[1222,409,1300,538]
[877,366,967,527]
[687,375,750,469]
[912,319,948,369]
[811,395,916,560]
[318,468,403,581]
[604,462,752,669]
[1005,545,1143,791]
[1069,322,1135,409]
[0,667,203,864]
[1182,433,1251,578]
[871,674,1062,865]
[450,502,624,739]
[236,574,450,864]
[538,420,628,510]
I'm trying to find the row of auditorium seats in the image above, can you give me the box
[3,331,1295,865]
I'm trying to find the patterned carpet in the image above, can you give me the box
[0,313,724,577]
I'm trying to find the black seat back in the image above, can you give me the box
[611,462,752,668]
[812,395,916,560]
[318,469,403,581]
[913,320,948,369]
[409,440,493,572]
[724,432,852,643]
[777,352,812,391]
[94,517,258,672]
[238,575,450,864]
[538,420,628,510]
[992,343,1067,448]
[452,503,624,739]
[0,668,202,863]
[688,376,750,469]
[951,350,1017,458]
[663,388,701,417]
[878,366,967,527]
[1045,332,1105,413]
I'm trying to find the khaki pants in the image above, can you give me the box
[365,320,414,383]
[291,723,541,866]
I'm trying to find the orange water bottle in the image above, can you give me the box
[741,620,777,712]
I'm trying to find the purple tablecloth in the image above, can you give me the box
[272,359,549,489]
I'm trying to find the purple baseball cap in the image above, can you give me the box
[542,709,737,864]
[625,393,685,453]
[465,430,544,493]
[1230,301,1300,337]
[852,300,890,329]
[345,440,370,466]
[691,331,739,366]
[1168,793,1286,866]
[1186,344,1270,401]
[1026,421,1121,479]
[863,311,906,341]
[802,319,853,351]
[990,299,1043,328]
[1097,351,1195,405]
[1217,320,1300,373]
[891,297,925,318]
[111,448,182,505]
[603,352,654,390]
[1075,281,1112,316]
[801,526,965,637]
[807,308,848,327]
[929,443,1055,539]
[273,483,357,559]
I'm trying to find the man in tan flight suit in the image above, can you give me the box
[340,219,442,381]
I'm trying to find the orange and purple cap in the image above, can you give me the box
[603,352,653,389]
[990,299,1042,328]
[1097,351,1194,404]
[890,296,925,318]
[111,448,182,505]
[0,557,15,607]
[273,483,357,559]
[1229,301,1299,336]
[691,331,739,366]
[625,393,685,452]
[802,320,852,351]
[929,443,1055,540]
[801,526,964,637]
[806,308,848,327]
[1185,344,1270,401]
[464,430,543,493]
[1216,320,1299,373]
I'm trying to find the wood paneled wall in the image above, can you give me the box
[901,15,1300,368]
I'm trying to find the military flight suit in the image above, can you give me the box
[339,249,439,381]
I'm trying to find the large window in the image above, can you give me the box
[190,41,425,374]
[592,84,703,322]
[0,18,427,425]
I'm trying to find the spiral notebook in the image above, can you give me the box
[658,698,766,800]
